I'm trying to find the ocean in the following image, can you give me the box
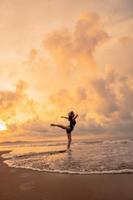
[1,136,133,175]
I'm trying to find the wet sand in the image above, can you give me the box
[0,151,133,200]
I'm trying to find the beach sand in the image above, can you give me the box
[0,151,133,200]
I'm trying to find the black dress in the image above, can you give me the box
[66,116,76,134]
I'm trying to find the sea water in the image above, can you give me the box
[1,136,133,175]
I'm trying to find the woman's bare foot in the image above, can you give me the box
[50,124,55,126]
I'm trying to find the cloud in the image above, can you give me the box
[20,117,49,134]
[91,67,133,131]
[47,64,133,136]
[0,80,37,124]
[93,0,133,22]
[92,68,118,118]
[0,11,133,140]
[119,35,133,46]
[44,12,109,73]
[115,0,133,19]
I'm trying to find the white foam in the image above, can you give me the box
[2,138,133,176]
[4,159,133,175]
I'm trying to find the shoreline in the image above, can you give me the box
[0,151,133,200]
[2,150,133,176]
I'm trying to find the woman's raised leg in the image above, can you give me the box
[50,124,68,130]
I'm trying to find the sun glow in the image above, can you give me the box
[0,120,7,131]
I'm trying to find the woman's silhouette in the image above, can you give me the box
[50,111,78,150]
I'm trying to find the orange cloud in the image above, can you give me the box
[44,12,109,74]
[1,12,133,140]
[0,80,37,125]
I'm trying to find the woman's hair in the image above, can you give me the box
[68,111,75,117]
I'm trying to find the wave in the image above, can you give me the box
[2,138,133,176]
[1,149,67,159]
[74,139,133,148]
[13,149,67,158]
[0,140,66,147]
[3,159,133,175]
[1,138,133,148]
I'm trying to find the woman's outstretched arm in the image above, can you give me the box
[61,116,68,119]
[73,114,78,120]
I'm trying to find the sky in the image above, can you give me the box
[0,0,133,141]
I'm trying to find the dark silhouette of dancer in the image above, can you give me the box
[50,111,78,150]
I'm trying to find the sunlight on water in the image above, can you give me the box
[1,137,133,175]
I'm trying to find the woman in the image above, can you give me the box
[50,111,78,150]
